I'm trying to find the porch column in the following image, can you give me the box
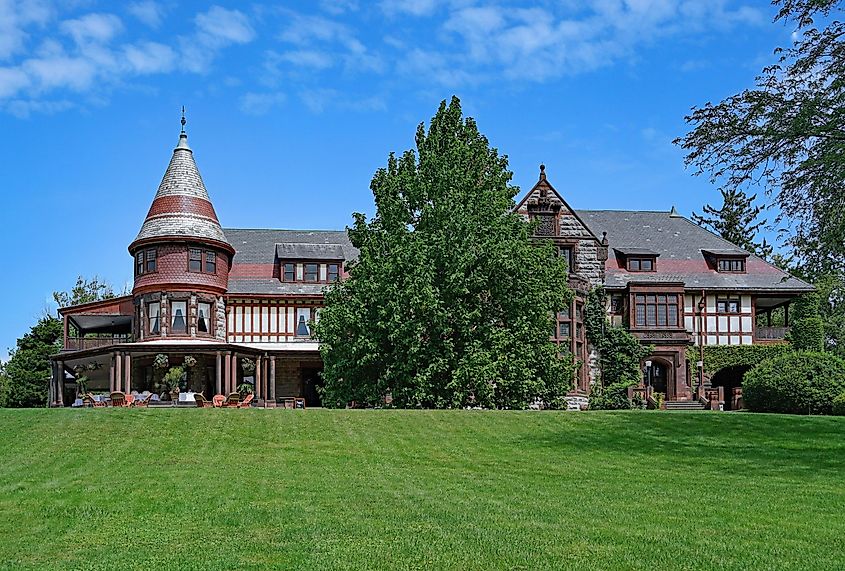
[215,352,222,395]
[109,354,115,394]
[255,355,263,400]
[49,363,57,407]
[223,353,232,395]
[114,352,122,394]
[230,354,238,394]
[269,356,276,404]
[56,361,65,407]
[124,354,131,394]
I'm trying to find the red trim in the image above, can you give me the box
[128,235,235,257]
[146,195,219,220]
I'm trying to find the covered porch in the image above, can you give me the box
[50,341,324,408]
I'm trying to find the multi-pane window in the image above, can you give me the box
[171,301,187,334]
[304,263,318,282]
[189,248,202,272]
[148,302,161,335]
[136,249,157,275]
[205,252,216,273]
[327,263,340,283]
[558,246,574,272]
[610,295,625,314]
[282,263,295,282]
[197,302,212,334]
[628,257,655,272]
[718,258,745,272]
[635,294,679,327]
[716,298,741,313]
[188,248,217,273]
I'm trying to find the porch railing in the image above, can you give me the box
[755,326,790,340]
[65,336,134,351]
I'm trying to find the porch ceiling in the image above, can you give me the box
[70,314,132,333]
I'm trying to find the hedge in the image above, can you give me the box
[743,351,845,415]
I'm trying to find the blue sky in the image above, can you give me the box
[0,0,797,357]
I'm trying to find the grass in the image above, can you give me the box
[0,410,843,570]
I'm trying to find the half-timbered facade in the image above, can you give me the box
[49,126,812,409]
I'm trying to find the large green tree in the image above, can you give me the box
[691,189,772,258]
[2,276,117,407]
[676,0,845,276]
[314,97,574,409]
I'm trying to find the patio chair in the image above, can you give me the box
[212,394,226,408]
[134,393,153,407]
[82,394,96,408]
[110,391,127,407]
[238,393,254,408]
[87,393,106,408]
[224,393,241,407]
[194,394,212,408]
[125,394,135,406]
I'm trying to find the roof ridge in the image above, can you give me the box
[224,227,347,233]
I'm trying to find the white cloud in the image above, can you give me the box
[239,91,286,115]
[195,6,255,46]
[0,66,29,98]
[128,1,164,28]
[275,49,334,69]
[123,41,175,74]
[299,87,386,113]
[60,13,123,46]
[0,0,52,60]
[319,0,359,15]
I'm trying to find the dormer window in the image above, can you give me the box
[628,257,655,272]
[327,263,340,283]
[718,258,745,273]
[304,263,319,282]
[282,263,295,282]
[702,249,749,273]
[615,248,659,273]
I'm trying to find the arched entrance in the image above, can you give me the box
[710,366,750,411]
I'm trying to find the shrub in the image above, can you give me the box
[588,381,637,410]
[789,292,825,352]
[743,351,845,414]
[833,392,845,416]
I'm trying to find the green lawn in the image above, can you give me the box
[0,410,843,570]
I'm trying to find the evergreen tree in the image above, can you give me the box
[314,97,575,409]
[3,316,62,408]
[691,189,772,258]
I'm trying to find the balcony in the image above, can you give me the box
[64,335,134,351]
[755,326,789,341]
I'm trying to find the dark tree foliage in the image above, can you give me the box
[314,97,575,409]
[743,350,845,414]
[2,317,62,408]
[53,275,116,308]
[691,189,772,258]
[677,0,845,275]
[790,292,826,351]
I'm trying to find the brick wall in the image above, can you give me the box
[132,243,229,294]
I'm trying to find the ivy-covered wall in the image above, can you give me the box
[688,344,792,377]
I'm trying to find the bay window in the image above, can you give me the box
[635,294,679,327]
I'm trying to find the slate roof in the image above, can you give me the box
[132,130,231,248]
[224,228,357,296]
[275,242,345,260]
[576,210,813,293]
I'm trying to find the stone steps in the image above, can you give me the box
[664,400,707,411]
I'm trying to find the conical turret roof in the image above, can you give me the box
[130,127,233,253]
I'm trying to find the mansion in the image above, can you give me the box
[48,124,812,409]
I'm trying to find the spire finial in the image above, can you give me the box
[180,106,186,133]
[539,163,546,180]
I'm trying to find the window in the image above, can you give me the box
[189,248,202,272]
[198,302,211,334]
[718,258,745,272]
[558,322,571,339]
[205,252,216,274]
[136,249,157,275]
[716,298,741,314]
[171,301,187,334]
[282,263,295,282]
[296,307,313,336]
[558,246,573,272]
[145,249,157,273]
[327,263,340,283]
[635,294,680,327]
[628,257,655,272]
[148,302,160,335]
[610,295,624,314]
[304,263,318,282]
[555,307,572,342]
